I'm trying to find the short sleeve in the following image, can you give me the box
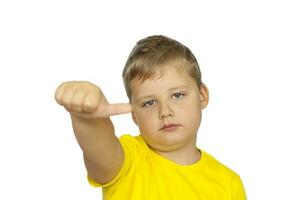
[86,134,138,188]
[232,175,247,200]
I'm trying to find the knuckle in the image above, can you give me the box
[70,100,81,110]
[70,89,86,111]
[83,97,98,112]
[54,93,61,104]
[84,102,97,112]
[62,98,72,108]
[61,90,75,107]
[55,82,67,104]
[55,81,101,113]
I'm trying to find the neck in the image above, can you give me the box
[154,145,201,165]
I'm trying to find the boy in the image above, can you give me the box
[55,35,247,199]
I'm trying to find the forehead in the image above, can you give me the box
[130,66,197,101]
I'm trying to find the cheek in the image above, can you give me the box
[178,100,202,124]
[134,108,158,127]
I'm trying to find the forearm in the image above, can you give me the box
[70,114,116,162]
[55,81,128,183]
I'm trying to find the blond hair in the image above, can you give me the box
[122,35,203,102]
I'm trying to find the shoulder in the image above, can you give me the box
[119,134,147,148]
[201,150,246,197]
[119,134,149,156]
[201,150,241,182]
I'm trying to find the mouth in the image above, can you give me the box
[160,123,180,131]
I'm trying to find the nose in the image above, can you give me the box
[159,103,175,119]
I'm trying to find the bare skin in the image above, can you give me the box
[130,66,209,165]
[54,81,131,184]
[54,69,209,183]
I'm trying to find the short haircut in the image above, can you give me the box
[122,35,203,102]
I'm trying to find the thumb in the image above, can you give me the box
[69,103,132,119]
[99,103,132,117]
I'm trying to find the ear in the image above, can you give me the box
[200,83,209,109]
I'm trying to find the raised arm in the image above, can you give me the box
[54,81,131,184]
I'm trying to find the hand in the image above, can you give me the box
[54,81,132,119]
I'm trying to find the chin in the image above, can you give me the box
[154,136,190,152]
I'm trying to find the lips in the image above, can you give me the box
[160,123,180,130]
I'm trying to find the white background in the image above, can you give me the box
[1,0,299,199]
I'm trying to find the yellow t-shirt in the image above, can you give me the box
[87,134,247,200]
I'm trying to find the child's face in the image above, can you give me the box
[130,65,209,153]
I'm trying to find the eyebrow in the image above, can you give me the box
[135,85,190,103]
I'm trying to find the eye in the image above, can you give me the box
[142,99,156,107]
[172,93,185,99]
